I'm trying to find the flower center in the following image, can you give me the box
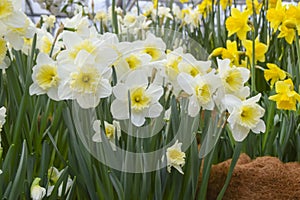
[130,87,151,112]
[69,40,96,59]
[168,149,185,164]
[0,0,13,19]
[239,105,259,128]
[70,67,100,94]
[105,124,115,140]
[195,83,211,104]
[36,65,59,90]
[41,36,52,54]
[143,46,160,61]
[125,55,141,69]
[223,68,243,92]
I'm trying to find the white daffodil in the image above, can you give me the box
[0,169,2,175]
[36,28,61,55]
[47,167,73,197]
[183,7,201,32]
[223,93,266,142]
[62,12,90,38]
[29,53,60,101]
[0,106,6,150]
[166,140,186,174]
[162,47,185,82]
[92,120,121,151]
[57,31,117,66]
[41,15,56,30]
[177,70,221,117]
[157,7,173,20]
[136,32,166,62]
[4,13,36,50]
[114,41,152,81]
[0,106,7,133]
[0,38,10,69]
[178,55,211,77]
[217,58,250,98]
[57,50,113,109]
[111,69,163,127]
[30,178,46,200]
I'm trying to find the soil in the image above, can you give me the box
[206,153,300,200]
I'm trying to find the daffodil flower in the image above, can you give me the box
[225,8,251,40]
[166,140,186,174]
[266,0,286,32]
[243,38,268,64]
[92,120,121,151]
[223,93,266,142]
[210,40,240,66]
[29,53,60,101]
[0,106,7,133]
[47,167,73,197]
[111,69,163,127]
[177,70,220,117]
[30,178,46,200]
[264,63,286,88]
[269,79,300,111]
[217,59,250,98]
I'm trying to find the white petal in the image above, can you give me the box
[188,95,200,117]
[92,133,102,142]
[29,83,45,95]
[125,70,148,87]
[77,94,100,109]
[146,84,163,102]
[111,100,129,119]
[147,103,163,118]
[231,124,250,142]
[222,94,242,113]
[251,120,266,134]
[113,84,128,100]
[93,120,101,132]
[47,87,60,101]
[98,79,112,98]
[131,112,146,127]
[177,73,194,94]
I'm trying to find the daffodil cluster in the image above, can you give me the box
[267,0,300,44]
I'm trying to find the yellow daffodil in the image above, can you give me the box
[219,0,232,10]
[264,63,286,88]
[243,38,268,64]
[269,0,278,8]
[269,79,300,111]
[266,0,286,32]
[180,0,189,3]
[278,20,297,44]
[245,0,262,15]
[286,4,300,28]
[225,8,251,40]
[198,0,212,19]
[210,40,240,66]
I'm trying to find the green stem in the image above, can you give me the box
[112,0,119,34]
[216,141,243,200]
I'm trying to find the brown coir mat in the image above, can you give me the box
[205,153,300,200]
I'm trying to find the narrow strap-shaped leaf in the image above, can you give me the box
[217,141,243,200]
